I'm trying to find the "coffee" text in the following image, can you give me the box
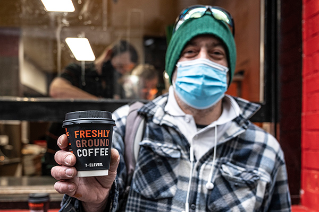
[77,148,108,157]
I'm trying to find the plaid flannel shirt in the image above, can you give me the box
[60,94,291,212]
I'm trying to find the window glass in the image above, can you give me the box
[0,0,263,180]
[0,0,263,102]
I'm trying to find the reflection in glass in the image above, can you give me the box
[122,64,159,100]
[49,40,138,100]
[65,37,95,61]
[0,0,263,181]
[41,0,75,12]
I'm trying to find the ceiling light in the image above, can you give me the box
[65,38,95,61]
[41,0,75,12]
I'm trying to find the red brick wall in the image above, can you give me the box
[302,0,319,209]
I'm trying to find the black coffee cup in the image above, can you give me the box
[28,193,50,212]
[62,110,115,177]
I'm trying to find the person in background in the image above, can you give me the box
[50,39,139,100]
[122,64,159,100]
[51,5,291,211]
[42,40,139,175]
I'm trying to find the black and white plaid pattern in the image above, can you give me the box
[60,94,291,212]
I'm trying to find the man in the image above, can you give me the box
[52,5,291,212]
[50,40,138,100]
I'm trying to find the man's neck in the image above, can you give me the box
[173,91,223,125]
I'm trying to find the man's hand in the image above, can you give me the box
[51,134,120,212]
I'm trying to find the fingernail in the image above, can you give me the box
[65,155,72,165]
[68,184,75,192]
[65,168,74,177]
[57,136,62,146]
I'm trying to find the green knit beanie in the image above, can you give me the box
[165,15,236,86]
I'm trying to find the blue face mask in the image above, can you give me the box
[173,58,228,109]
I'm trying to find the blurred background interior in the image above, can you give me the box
[0,0,263,177]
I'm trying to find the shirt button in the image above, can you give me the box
[190,204,196,210]
[185,117,190,123]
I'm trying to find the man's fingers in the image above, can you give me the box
[57,134,69,150]
[51,166,77,180]
[54,180,77,196]
[109,148,120,172]
[95,148,120,188]
[54,150,76,166]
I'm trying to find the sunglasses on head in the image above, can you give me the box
[173,5,235,36]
